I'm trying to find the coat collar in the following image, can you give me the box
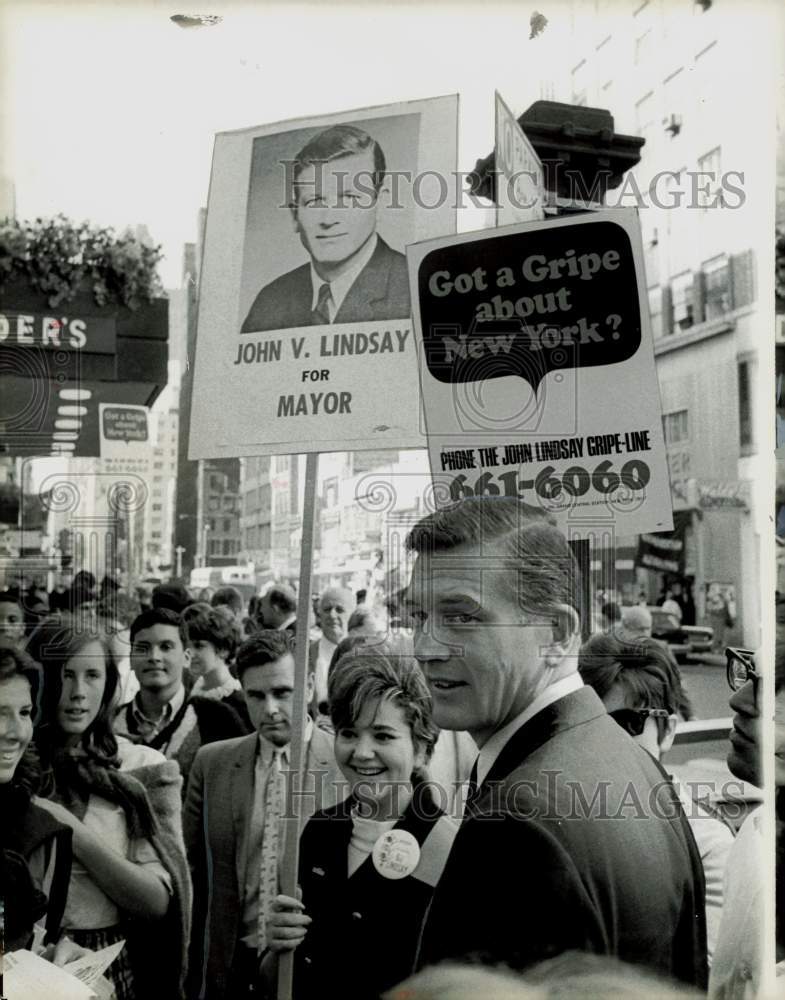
[482,686,608,792]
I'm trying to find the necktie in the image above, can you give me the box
[464,758,480,814]
[313,282,332,324]
[257,748,284,953]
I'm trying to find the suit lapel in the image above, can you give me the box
[302,726,347,821]
[482,687,607,791]
[334,239,392,321]
[231,734,258,892]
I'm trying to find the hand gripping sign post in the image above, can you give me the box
[188,97,458,1000]
[406,208,674,543]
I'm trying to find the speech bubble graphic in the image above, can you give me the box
[102,406,148,443]
[417,219,640,395]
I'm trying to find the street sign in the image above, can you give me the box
[407,208,674,536]
[495,92,544,226]
[188,96,458,460]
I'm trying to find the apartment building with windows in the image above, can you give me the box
[559,0,774,643]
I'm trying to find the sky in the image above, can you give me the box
[0,0,575,287]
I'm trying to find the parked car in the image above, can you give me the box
[665,717,760,832]
[647,606,714,662]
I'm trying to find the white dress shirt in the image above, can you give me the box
[475,673,585,787]
[308,233,378,321]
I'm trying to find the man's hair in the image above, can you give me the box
[211,586,244,617]
[130,607,187,645]
[328,637,438,766]
[600,600,622,624]
[264,584,297,616]
[347,604,382,634]
[0,589,23,611]
[405,497,581,627]
[578,633,692,739]
[151,581,192,615]
[620,605,653,635]
[290,124,386,201]
[319,586,353,610]
[235,629,295,682]
[182,603,238,658]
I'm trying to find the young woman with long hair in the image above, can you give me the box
[27,619,191,999]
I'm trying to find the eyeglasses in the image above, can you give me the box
[608,707,670,738]
[725,647,759,692]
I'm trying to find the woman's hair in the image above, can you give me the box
[26,617,156,838]
[181,602,239,660]
[0,642,43,801]
[28,619,121,764]
[328,637,438,770]
[579,633,694,735]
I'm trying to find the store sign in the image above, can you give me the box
[0,310,116,353]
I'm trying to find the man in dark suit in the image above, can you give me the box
[183,630,344,1000]
[256,582,298,634]
[403,497,707,988]
[241,124,410,333]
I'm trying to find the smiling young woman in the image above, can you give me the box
[265,638,459,1000]
[26,617,192,1000]
[0,643,73,951]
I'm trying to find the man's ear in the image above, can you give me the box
[550,604,581,651]
[289,203,300,233]
[182,644,193,667]
[305,670,316,703]
[659,714,678,754]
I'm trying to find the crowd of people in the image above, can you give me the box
[0,497,779,999]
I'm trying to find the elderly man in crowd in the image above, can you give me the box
[404,497,708,988]
[619,604,653,641]
[309,586,352,714]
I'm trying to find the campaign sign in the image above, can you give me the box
[99,404,151,477]
[102,407,148,442]
[495,92,544,226]
[407,209,673,536]
[188,96,458,460]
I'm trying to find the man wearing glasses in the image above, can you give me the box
[578,633,734,965]
[709,641,774,998]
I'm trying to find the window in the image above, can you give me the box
[663,69,685,135]
[153,462,163,470]
[697,147,722,209]
[571,60,588,106]
[648,287,663,339]
[152,504,162,512]
[662,410,689,445]
[223,518,231,532]
[634,29,652,66]
[702,256,731,320]
[671,272,694,331]
[635,92,655,149]
[738,360,753,449]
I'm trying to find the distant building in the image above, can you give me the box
[558,0,772,646]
